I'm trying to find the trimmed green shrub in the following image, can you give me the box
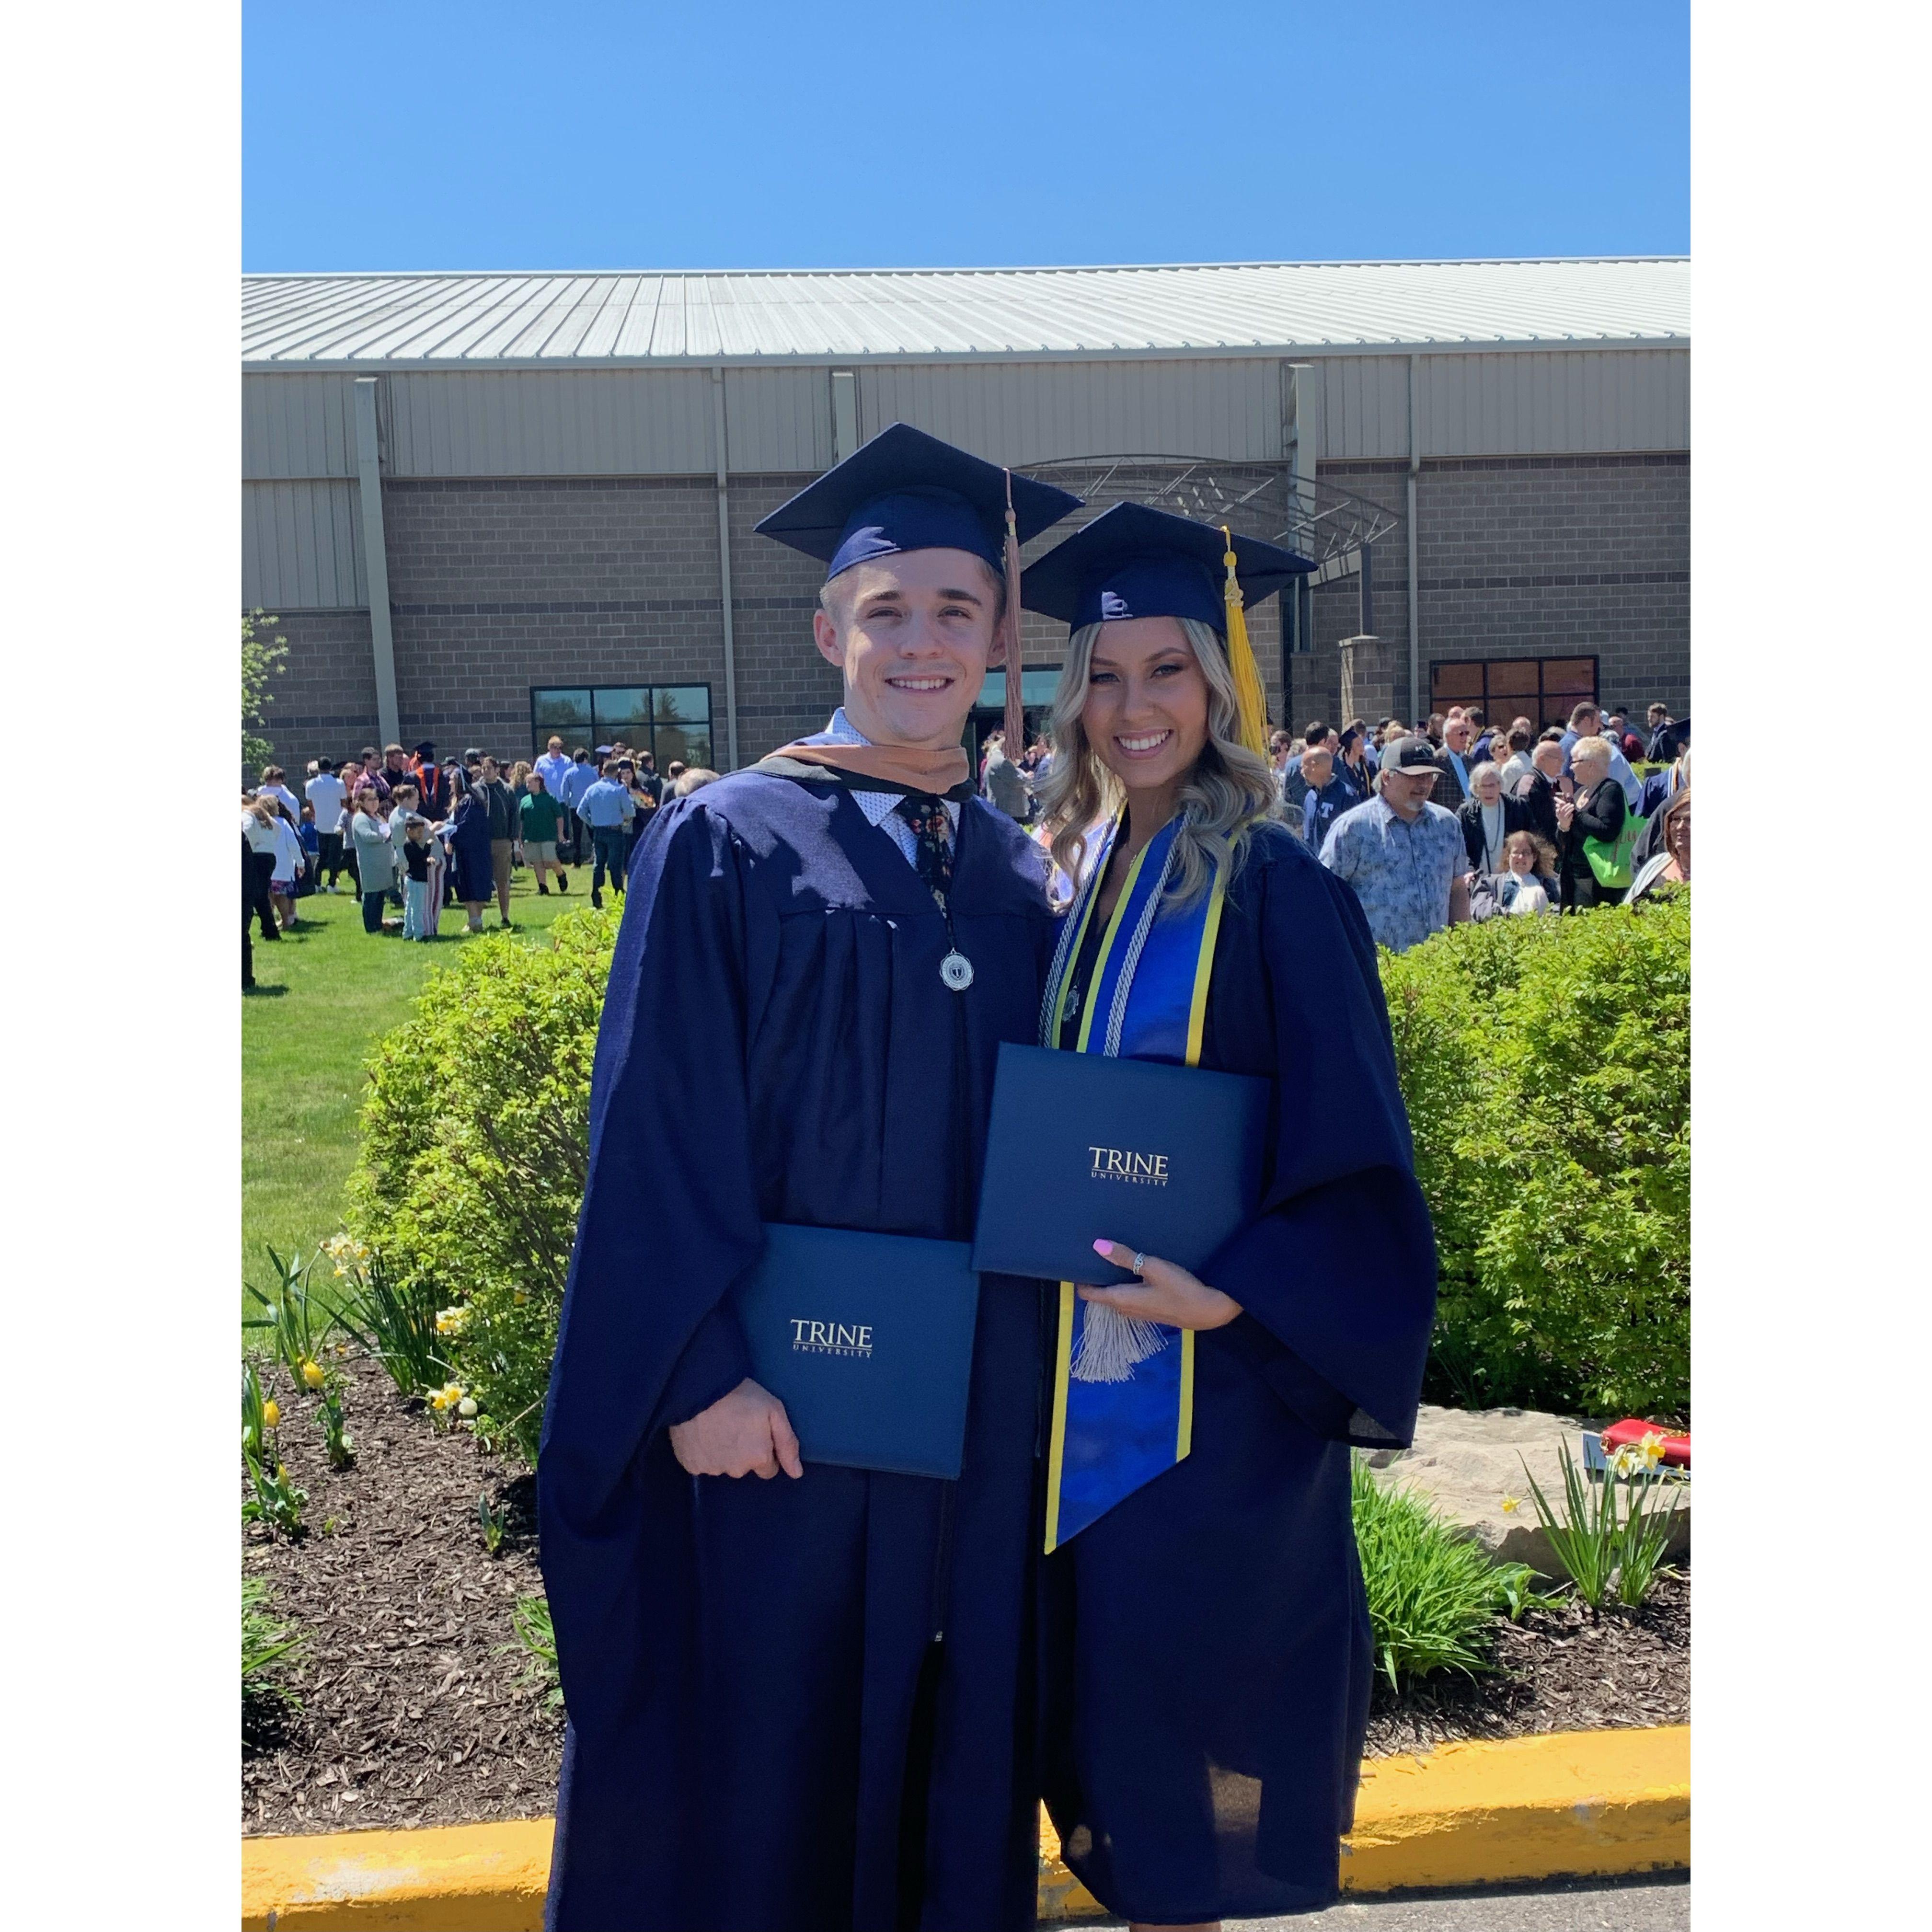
[348,908,620,1462]
[1350,1457,1545,1689]
[1380,896,1690,1418]
[348,888,1687,1465]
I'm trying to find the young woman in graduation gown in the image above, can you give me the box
[1022,506,1438,1930]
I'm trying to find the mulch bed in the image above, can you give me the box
[243,1351,1688,1836]
[1365,1570,1689,1758]
[242,1350,560,1837]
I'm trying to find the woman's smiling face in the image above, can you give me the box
[1080,616,1211,795]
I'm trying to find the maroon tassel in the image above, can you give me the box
[1001,469,1026,761]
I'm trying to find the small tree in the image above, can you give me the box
[242,609,288,777]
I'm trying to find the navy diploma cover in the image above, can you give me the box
[731,1223,982,1481]
[970,1041,1269,1288]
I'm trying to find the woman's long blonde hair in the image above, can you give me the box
[1035,616,1279,910]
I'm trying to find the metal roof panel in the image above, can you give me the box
[242,258,1688,365]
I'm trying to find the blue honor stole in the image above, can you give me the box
[1040,812,1229,1552]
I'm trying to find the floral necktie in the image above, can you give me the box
[895,793,953,911]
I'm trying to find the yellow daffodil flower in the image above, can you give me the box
[262,1400,280,1430]
[301,1360,325,1390]
[1500,1495,1520,1514]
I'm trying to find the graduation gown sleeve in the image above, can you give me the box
[1200,831,1437,1447]
[537,797,773,1738]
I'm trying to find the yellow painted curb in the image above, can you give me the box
[243,1727,1688,1928]
[1340,1724,1690,1894]
[242,1816,551,1930]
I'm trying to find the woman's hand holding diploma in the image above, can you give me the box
[1083,1240,1242,1332]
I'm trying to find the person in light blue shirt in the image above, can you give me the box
[535,736,575,803]
[557,748,598,867]
[1320,737,1471,953]
[576,762,636,908]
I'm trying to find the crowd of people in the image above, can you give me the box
[241,736,720,986]
[969,695,1689,957]
[243,701,1687,986]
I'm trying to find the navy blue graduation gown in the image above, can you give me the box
[1040,819,1437,1923]
[537,772,1058,1932]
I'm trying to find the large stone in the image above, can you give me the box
[1364,1404,1690,1579]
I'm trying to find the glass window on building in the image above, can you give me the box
[530,684,713,771]
[1430,656,1597,731]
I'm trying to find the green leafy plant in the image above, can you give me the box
[242,608,288,776]
[511,1594,563,1709]
[242,1574,302,1707]
[242,1358,307,1538]
[1379,897,1690,1416]
[349,908,618,1462]
[317,1380,354,1469]
[244,1245,337,1391]
[323,1237,450,1399]
[478,1491,507,1555]
[1350,1457,1548,1690]
[1520,1439,1684,1611]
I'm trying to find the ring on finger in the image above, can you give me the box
[1131,1251,1146,1274]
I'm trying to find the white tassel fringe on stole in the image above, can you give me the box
[1070,1301,1174,1383]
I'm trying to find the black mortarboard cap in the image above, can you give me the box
[754,422,1082,580]
[1021,502,1314,634]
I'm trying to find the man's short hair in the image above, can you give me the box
[1303,720,1328,742]
[573,747,591,761]
[547,734,564,746]
[361,746,379,761]
[1506,724,1532,751]
[1539,725,1565,744]
[384,743,404,759]
[1567,701,1600,729]
[1466,708,1485,727]
[817,552,1007,628]
[316,757,334,772]
[1648,702,1670,721]
[261,766,282,782]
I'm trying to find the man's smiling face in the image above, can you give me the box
[813,548,1003,749]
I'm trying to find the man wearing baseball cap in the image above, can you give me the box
[1317,734,1471,952]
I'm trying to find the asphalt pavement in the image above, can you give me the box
[1086,1873,1691,1931]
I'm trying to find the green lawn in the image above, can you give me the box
[242,865,589,1310]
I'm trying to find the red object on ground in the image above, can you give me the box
[1602,1417,1690,1469]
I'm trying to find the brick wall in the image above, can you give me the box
[253,608,382,770]
[1288,454,1690,732]
[251,452,1681,775]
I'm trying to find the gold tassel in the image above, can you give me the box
[1001,472,1027,760]
[1221,525,1269,757]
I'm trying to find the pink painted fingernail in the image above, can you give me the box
[1092,1239,1111,1256]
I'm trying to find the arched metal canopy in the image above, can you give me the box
[1014,455,1400,583]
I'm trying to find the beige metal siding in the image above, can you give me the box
[382,368,716,475]
[1419,348,1689,455]
[722,367,835,472]
[243,480,366,609]
[1313,356,1414,460]
[243,374,361,479]
[856,358,1285,463]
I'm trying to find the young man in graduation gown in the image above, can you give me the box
[537,424,1081,1932]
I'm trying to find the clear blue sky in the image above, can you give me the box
[243,0,1687,273]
